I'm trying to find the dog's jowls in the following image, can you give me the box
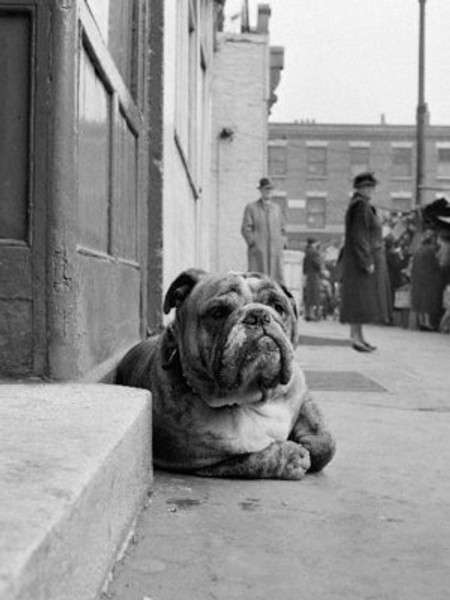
[116,269,336,479]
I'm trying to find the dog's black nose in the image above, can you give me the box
[243,309,272,326]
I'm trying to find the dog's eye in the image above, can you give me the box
[271,302,286,316]
[208,306,230,320]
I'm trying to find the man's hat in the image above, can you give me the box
[353,172,378,189]
[257,177,274,190]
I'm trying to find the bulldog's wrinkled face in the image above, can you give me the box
[168,272,297,407]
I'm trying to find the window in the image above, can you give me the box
[174,0,211,187]
[392,145,412,178]
[268,142,287,175]
[271,192,287,218]
[306,145,327,177]
[287,198,305,225]
[175,1,189,150]
[391,194,412,213]
[87,0,140,99]
[188,2,197,169]
[437,147,450,178]
[306,196,326,229]
[350,145,370,177]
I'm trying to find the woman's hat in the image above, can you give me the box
[353,172,378,189]
[423,196,450,235]
[257,177,274,190]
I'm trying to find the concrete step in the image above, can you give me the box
[0,383,152,600]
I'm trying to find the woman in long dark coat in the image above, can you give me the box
[340,172,392,351]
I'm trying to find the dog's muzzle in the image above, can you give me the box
[218,305,293,392]
[242,307,273,327]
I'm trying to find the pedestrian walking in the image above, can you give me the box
[410,230,445,331]
[340,172,392,352]
[385,234,407,309]
[241,177,286,285]
[303,238,322,320]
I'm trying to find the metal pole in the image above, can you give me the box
[241,0,250,32]
[416,0,427,208]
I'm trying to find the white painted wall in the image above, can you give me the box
[161,1,215,295]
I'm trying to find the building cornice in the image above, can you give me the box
[269,122,450,137]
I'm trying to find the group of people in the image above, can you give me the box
[240,174,450,350]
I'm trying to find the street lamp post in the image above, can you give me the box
[241,0,250,32]
[416,0,427,209]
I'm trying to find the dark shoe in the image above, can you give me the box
[363,342,377,351]
[352,341,373,352]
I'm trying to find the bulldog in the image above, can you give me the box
[116,269,336,479]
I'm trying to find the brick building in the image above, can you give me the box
[268,120,450,251]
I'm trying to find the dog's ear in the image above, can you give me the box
[163,268,207,314]
[280,284,298,320]
[160,324,181,371]
[279,284,299,346]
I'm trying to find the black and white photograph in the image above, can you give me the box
[1,1,450,598]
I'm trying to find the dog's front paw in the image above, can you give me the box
[278,441,311,480]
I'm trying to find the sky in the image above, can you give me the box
[225,0,450,126]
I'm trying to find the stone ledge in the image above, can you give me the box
[0,383,152,600]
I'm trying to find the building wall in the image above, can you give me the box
[269,122,450,249]
[0,0,153,380]
[55,0,151,380]
[210,31,270,274]
[161,0,216,296]
[0,6,45,376]
[0,0,269,379]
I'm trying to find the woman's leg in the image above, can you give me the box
[350,323,363,343]
[350,323,374,351]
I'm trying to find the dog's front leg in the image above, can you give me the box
[289,393,336,472]
[193,440,311,480]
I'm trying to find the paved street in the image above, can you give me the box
[105,320,450,600]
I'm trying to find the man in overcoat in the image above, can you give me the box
[241,177,286,285]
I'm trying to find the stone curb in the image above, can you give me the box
[0,383,152,600]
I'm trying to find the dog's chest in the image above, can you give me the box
[234,401,296,451]
[191,391,302,455]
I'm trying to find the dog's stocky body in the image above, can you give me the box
[116,270,336,479]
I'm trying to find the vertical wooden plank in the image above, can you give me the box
[0,13,30,242]
[31,0,51,375]
[146,0,164,332]
[78,46,111,253]
[0,8,34,376]
[112,111,138,261]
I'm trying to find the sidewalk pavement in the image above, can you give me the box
[105,320,450,600]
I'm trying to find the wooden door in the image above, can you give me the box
[0,2,47,376]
